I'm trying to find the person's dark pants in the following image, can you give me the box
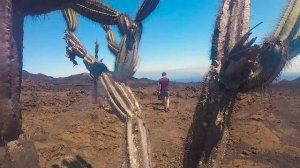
[160,91,170,111]
[160,91,169,97]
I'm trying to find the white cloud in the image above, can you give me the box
[284,56,300,73]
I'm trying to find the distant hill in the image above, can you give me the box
[275,77,300,88]
[22,70,54,81]
[55,73,91,85]
[22,70,92,89]
[272,77,300,90]
[22,71,157,87]
[22,70,299,88]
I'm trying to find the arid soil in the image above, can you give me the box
[21,71,300,168]
[221,84,300,168]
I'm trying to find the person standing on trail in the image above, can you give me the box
[158,72,170,112]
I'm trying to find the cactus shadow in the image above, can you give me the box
[51,155,93,168]
[152,106,165,111]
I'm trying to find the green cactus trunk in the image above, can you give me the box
[184,0,250,167]
[183,73,236,168]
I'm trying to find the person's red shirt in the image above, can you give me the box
[159,77,169,92]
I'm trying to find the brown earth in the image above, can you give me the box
[21,71,300,168]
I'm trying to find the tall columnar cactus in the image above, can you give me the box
[184,0,300,167]
[0,0,123,145]
[63,1,159,168]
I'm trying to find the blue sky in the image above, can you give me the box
[23,0,300,81]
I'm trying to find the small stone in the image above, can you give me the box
[69,98,76,103]
[242,150,250,156]
[162,151,169,157]
[251,150,257,154]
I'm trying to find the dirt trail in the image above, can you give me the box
[21,73,300,167]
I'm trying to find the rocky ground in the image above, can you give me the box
[21,71,300,168]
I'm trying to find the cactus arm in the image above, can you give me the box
[290,34,300,57]
[288,17,300,58]
[210,0,250,66]
[274,0,300,43]
[113,32,141,81]
[64,30,106,74]
[102,21,141,82]
[210,0,231,63]
[63,0,157,82]
[19,0,120,25]
[102,25,120,56]
[108,42,121,56]
[95,40,99,59]
[243,38,288,90]
[242,0,300,90]
[72,0,120,25]
[15,0,80,15]
[135,0,160,22]
[220,0,299,91]
[274,0,300,60]
[107,14,142,81]
[100,0,159,81]
[62,8,78,32]
[110,0,160,81]
[224,0,250,56]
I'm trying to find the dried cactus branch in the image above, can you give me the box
[243,38,289,90]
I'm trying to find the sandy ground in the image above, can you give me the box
[221,85,300,168]
[21,72,300,167]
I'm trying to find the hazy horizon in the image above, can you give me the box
[24,68,300,83]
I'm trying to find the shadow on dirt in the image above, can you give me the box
[51,155,92,168]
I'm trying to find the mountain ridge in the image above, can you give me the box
[22,70,299,86]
